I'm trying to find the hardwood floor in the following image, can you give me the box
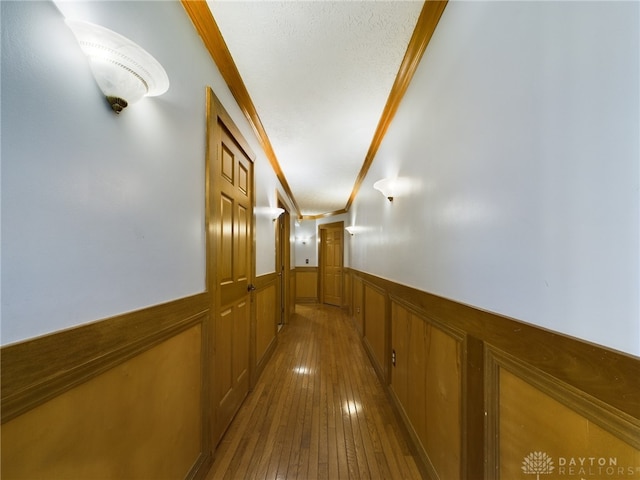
[205,304,424,480]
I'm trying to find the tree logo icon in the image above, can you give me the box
[522,451,555,479]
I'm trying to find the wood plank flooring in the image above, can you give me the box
[205,304,424,480]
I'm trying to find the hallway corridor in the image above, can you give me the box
[206,304,423,480]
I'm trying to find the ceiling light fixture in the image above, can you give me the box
[65,19,169,114]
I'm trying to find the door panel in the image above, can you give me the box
[220,195,234,284]
[321,226,343,306]
[237,205,248,282]
[213,123,253,445]
[216,307,233,406]
[233,300,249,387]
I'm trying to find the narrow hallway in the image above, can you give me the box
[206,304,423,480]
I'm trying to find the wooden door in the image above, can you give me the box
[208,91,254,446]
[320,225,343,306]
[275,207,286,329]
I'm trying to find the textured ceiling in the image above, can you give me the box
[207,1,423,216]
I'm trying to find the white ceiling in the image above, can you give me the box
[207,1,424,216]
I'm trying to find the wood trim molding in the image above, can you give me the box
[181,1,301,217]
[351,269,640,421]
[352,268,639,479]
[344,1,448,212]
[389,292,465,342]
[487,347,640,450]
[255,271,279,290]
[295,266,318,273]
[183,1,447,219]
[187,452,213,480]
[361,279,389,383]
[296,298,319,304]
[1,293,210,424]
[317,221,345,231]
[207,87,256,162]
[484,346,502,480]
[300,209,348,221]
[463,335,486,480]
[252,276,280,386]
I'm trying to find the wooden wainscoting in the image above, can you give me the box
[352,270,640,480]
[487,348,640,480]
[390,298,463,480]
[253,273,279,385]
[295,266,318,303]
[343,268,352,314]
[1,278,286,480]
[1,294,211,480]
[352,273,364,335]
[362,282,388,382]
[289,268,297,315]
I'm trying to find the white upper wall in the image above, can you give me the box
[295,220,319,267]
[1,0,284,345]
[349,1,639,356]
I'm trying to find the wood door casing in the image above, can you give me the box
[275,198,289,328]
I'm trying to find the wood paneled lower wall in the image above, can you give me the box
[253,273,279,384]
[289,268,297,317]
[295,266,319,303]
[349,269,640,480]
[1,273,281,480]
[1,294,211,479]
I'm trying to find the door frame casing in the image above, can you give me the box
[275,192,291,328]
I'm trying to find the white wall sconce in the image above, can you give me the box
[374,177,414,202]
[373,178,396,201]
[345,226,366,236]
[271,207,285,221]
[65,19,169,114]
[256,206,285,221]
